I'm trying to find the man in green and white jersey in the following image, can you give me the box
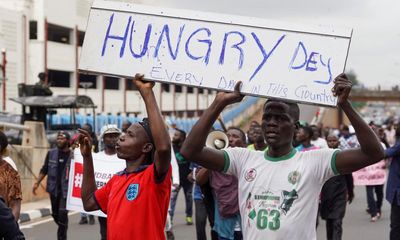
[181,74,384,240]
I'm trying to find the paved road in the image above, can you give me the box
[21,186,390,239]
[317,185,390,239]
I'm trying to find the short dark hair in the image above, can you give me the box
[83,123,93,132]
[175,128,186,141]
[38,72,46,80]
[227,127,247,143]
[0,131,8,153]
[300,125,314,139]
[309,124,321,135]
[263,100,300,122]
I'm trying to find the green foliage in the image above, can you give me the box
[345,70,360,85]
[351,101,366,109]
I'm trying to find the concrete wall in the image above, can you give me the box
[0,7,26,112]
[7,121,50,203]
[9,145,49,203]
[1,0,217,116]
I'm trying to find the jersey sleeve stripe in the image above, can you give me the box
[330,149,340,175]
[222,150,230,173]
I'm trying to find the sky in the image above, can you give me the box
[134,0,400,88]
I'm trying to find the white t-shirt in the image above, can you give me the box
[3,156,17,171]
[311,137,328,149]
[170,146,180,186]
[223,147,339,240]
[94,151,122,162]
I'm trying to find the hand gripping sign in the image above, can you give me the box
[79,0,352,106]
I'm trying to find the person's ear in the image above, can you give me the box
[143,143,153,154]
[294,122,300,130]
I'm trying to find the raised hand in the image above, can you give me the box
[132,73,155,93]
[332,73,352,105]
[215,81,245,106]
[77,128,93,158]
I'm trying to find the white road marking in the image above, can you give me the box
[20,212,79,229]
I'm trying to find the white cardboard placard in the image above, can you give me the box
[79,0,352,106]
[66,150,125,217]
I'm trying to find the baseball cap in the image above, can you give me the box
[100,124,121,139]
[57,131,71,140]
[70,133,79,146]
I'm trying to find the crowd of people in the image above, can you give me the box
[0,73,399,240]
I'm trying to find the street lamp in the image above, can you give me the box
[79,82,93,95]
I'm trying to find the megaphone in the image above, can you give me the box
[206,130,229,150]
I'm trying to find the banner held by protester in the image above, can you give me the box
[79,0,352,106]
[66,150,125,217]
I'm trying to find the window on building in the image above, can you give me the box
[175,85,182,93]
[79,74,97,89]
[77,31,85,46]
[162,83,170,93]
[187,87,194,94]
[104,76,119,90]
[126,79,138,91]
[187,111,195,118]
[48,70,70,88]
[48,24,71,44]
[29,21,37,39]
[198,88,204,94]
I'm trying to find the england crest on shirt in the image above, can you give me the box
[126,183,139,201]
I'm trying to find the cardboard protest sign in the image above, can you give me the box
[79,0,352,106]
[66,149,125,217]
[352,160,387,186]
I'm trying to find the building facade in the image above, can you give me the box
[0,0,216,117]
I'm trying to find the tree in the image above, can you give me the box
[345,70,365,109]
[345,70,360,86]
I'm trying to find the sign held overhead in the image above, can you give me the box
[79,0,352,106]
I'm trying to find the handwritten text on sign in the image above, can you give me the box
[79,1,352,106]
[352,160,387,186]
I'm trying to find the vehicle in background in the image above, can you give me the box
[9,95,96,147]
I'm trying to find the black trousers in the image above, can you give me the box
[195,199,218,240]
[390,195,400,240]
[98,216,107,240]
[169,181,193,219]
[366,185,384,217]
[326,218,343,240]
[195,200,207,240]
[50,195,68,240]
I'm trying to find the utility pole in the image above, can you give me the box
[0,49,7,111]
[79,82,93,115]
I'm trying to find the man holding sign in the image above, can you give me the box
[78,74,172,240]
[180,73,384,239]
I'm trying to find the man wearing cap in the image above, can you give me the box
[78,74,172,240]
[33,131,72,240]
[95,124,123,240]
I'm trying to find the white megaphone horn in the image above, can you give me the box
[206,130,229,150]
